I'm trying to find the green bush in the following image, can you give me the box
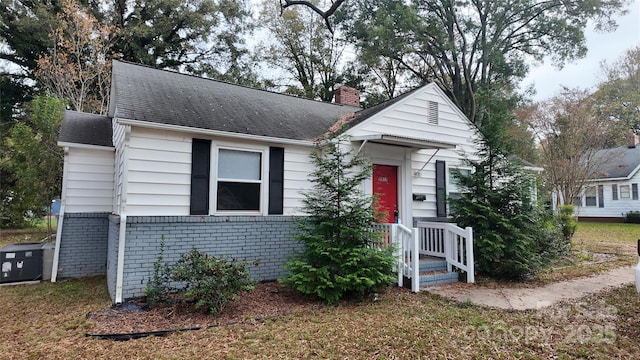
[449,110,565,279]
[625,211,640,224]
[171,249,256,315]
[558,205,578,242]
[284,240,396,305]
[144,236,172,308]
[281,135,396,304]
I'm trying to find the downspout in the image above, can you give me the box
[51,147,70,282]
[115,126,131,304]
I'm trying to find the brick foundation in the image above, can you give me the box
[106,215,303,302]
[57,212,110,278]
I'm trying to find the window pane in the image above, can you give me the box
[598,185,604,208]
[217,182,260,210]
[612,185,618,200]
[633,184,638,200]
[585,187,596,206]
[448,168,470,185]
[621,185,630,199]
[218,149,261,180]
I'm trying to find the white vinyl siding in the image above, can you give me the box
[348,85,477,147]
[125,128,192,216]
[112,120,127,214]
[283,145,315,215]
[64,147,114,213]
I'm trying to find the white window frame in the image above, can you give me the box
[447,167,472,191]
[620,184,631,199]
[447,166,472,215]
[584,186,597,207]
[211,142,268,215]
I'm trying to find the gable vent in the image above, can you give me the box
[428,101,439,125]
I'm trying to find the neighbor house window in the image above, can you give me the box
[216,148,262,211]
[633,184,639,200]
[585,187,597,207]
[612,184,618,200]
[620,185,631,199]
[598,185,604,208]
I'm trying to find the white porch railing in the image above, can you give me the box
[417,222,475,284]
[376,221,474,292]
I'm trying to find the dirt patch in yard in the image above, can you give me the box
[86,282,399,338]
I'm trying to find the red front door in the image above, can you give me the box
[373,165,398,223]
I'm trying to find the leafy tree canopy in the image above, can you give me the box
[111,0,253,74]
[1,96,64,228]
[338,0,631,124]
[593,45,640,138]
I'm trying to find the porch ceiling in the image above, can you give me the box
[350,134,457,150]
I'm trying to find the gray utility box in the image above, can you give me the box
[1,243,43,283]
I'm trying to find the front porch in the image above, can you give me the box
[375,221,474,292]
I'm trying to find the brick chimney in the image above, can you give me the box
[630,133,639,148]
[334,86,360,107]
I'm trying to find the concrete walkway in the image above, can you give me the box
[429,266,636,310]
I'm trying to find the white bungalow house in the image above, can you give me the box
[570,136,640,222]
[53,60,480,304]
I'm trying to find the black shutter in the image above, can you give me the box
[436,160,447,217]
[190,139,211,215]
[268,147,285,215]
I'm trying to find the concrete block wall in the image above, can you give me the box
[114,216,303,301]
[57,213,109,278]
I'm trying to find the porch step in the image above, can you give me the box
[418,257,458,288]
[419,271,459,288]
[419,258,448,273]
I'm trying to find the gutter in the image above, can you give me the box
[115,126,131,305]
[51,147,70,282]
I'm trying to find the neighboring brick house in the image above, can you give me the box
[53,60,480,304]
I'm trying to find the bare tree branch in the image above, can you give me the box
[280,0,347,33]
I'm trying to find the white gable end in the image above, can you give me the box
[346,83,477,147]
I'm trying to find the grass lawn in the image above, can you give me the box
[573,221,639,255]
[0,222,638,358]
[0,276,638,359]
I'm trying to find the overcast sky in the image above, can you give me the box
[522,0,640,101]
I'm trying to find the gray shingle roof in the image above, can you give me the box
[591,145,640,179]
[59,111,113,147]
[109,60,360,141]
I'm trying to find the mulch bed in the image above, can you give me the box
[85,282,326,339]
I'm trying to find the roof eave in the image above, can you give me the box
[115,118,317,147]
[58,141,115,151]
